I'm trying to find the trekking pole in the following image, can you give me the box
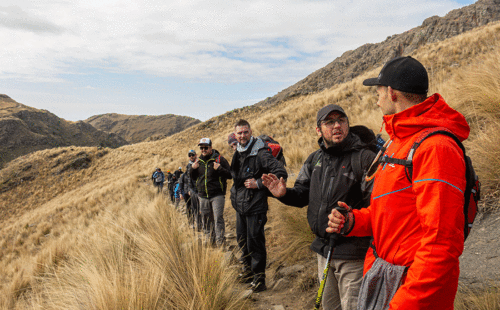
[313,233,339,310]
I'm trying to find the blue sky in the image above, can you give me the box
[1,0,476,122]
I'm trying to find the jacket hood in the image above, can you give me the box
[249,138,266,156]
[383,93,470,141]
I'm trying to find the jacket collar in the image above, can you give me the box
[383,93,470,141]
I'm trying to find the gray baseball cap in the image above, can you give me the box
[317,104,347,126]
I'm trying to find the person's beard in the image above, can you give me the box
[321,129,336,148]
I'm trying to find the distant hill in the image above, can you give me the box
[0,95,128,167]
[256,0,500,107]
[84,113,201,143]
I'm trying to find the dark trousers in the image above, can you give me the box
[190,192,202,231]
[168,183,175,202]
[184,193,192,223]
[154,182,163,193]
[236,212,268,284]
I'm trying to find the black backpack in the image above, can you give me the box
[258,135,287,167]
[379,128,480,240]
[349,126,385,182]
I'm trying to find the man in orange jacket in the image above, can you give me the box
[327,56,469,310]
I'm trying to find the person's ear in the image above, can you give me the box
[388,86,397,102]
[315,126,322,137]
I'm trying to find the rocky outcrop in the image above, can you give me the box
[256,0,500,107]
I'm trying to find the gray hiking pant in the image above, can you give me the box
[317,254,364,310]
[199,195,226,246]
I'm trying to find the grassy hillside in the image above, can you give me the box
[1,21,499,309]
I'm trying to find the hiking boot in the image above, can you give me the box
[250,281,267,293]
[236,273,253,284]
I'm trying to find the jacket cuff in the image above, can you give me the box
[256,178,263,189]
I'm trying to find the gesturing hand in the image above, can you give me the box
[191,158,200,169]
[261,173,286,197]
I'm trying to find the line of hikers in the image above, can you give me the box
[151,56,478,310]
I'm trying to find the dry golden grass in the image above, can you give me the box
[455,285,500,310]
[1,20,500,309]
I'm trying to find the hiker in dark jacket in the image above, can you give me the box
[178,169,191,221]
[262,105,376,310]
[151,168,165,194]
[190,138,232,246]
[174,167,183,181]
[174,177,182,209]
[166,170,175,202]
[230,119,288,293]
[185,149,201,231]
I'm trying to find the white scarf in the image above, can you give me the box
[237,136,254,153]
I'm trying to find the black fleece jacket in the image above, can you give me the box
[190,149,232,199]
[230,137,288,215]
[278,131,376,260]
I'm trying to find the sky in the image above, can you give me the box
[1,0,476,122]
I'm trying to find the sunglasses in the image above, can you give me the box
[200,146,210,150]
[188,154,195,157]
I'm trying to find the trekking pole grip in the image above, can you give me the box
[329,233,339,249]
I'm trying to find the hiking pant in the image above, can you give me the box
[168,183,175,202]
[190,192,202,232]
[155,182,163,193]
[184,193,193,224]
[236,212,267,285]
[317,255,364,310]
[199,195,225,246]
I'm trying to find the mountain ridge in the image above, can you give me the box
[84,113,201,144]
[256,0,500,107]
[0,95,128,168]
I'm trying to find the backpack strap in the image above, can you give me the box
[379,128,464,182]
[350,149,365,184]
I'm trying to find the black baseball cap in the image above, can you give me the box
[363,56,428,94]
[316,104,347,126]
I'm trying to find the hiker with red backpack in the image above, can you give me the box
[230,119,288,293]
[190,138,232,247]
[262,105,377,310]
[327,56,476,310]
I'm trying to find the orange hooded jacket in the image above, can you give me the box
[349,94,470,309]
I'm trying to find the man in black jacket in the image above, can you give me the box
[230,119,288,293]
[166,170,175,202]
[190,138,232,247]
[262,105,376,310]
[182,149,201,231]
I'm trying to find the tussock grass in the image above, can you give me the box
[1,20,500,309]
[455,285,500,310]
[19,188,247,310]
[270,201,315,266]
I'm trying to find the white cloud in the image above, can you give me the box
[0,0,466,84]
[0,0,474,121]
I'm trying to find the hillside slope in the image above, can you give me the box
[0,95,128,168]
[1,15,500,310]
[85,113,201,143]
[256,0,500,107]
